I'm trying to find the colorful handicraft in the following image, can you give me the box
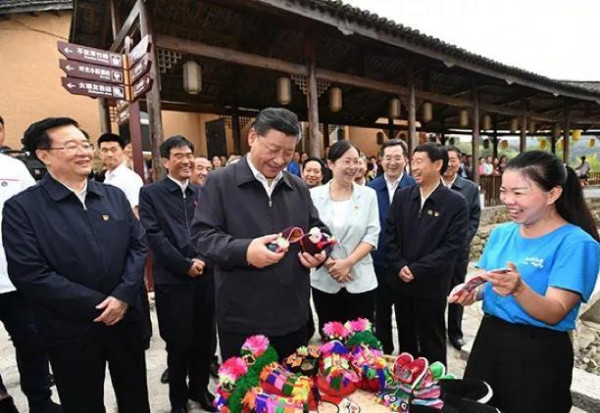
[284,345,321,376]
[299,227,337,255]
[215,335,279,413]
[259,363,318,410]
[267,227,304,253]
[317,340,360,403]
[241,387,307,413]
[322,321,351,342]
[376,353,455,411]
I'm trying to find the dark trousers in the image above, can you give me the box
[312,287,375,334]
[0,291,54,412]
[374,265,395,354]
[155,277,215,409]
[219,326,307,362]
[447,252,469,340]
[45,312,150,413]
[465,315,573,413]
[394,294,447,365]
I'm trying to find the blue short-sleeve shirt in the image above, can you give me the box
[478,222,600,331]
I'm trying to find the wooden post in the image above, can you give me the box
[231,108,241,155]
[123,37,145,181]
[550,131,557,154]
[520,104,528,153]
[307,58,320,157]
[138,0,164,181]
[472,90,481,184]
[388,117,394,140]
[98,99,112,133]
[563,111,570,164]
[492,116,499,158]
[407,69,417,155]
[323,123,330,148]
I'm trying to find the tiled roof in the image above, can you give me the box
[0,0,72,15]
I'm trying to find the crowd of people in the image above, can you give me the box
[0,108,598,413]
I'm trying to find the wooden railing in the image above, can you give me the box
[479,175,502,207]
[588,171,600,186]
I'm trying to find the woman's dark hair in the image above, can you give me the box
[327,140,359,163]
[506,150,599,241]
[160,135,195,158]
[413,142,449,175]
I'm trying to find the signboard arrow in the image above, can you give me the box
[59,59,124,84]
[61,77,128,100]
[131,75,153,101]
[57,41,123,68]
[130,54,152,84]
[128,35,152,66]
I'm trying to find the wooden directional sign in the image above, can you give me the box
[130,54,152,84]
[59,59,124,84]
[58,41,123,68]
[128,35,152,66]
[61,78,128,100]
[131,76,153,101]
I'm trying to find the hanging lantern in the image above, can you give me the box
[449,137,455,146]
[329,86,342,112]
[422,102,433,123]
[459,109,469,127]
[557,139,564,150]
[573,129,582,141]
[589,138,595,148]
[552,123,561,139]
[277,77,292,105]
[538,139,547,150]
[183,61,202,94]
[510,118,518,133]
[389,98,401,119]
[500,139,508,150]
[482,114,492,131]
[483,138,490,149]
[528,121,536,134]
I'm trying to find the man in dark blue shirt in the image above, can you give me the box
[140,136,216,413]
[2,118,150,413]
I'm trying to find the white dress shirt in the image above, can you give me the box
[104,161,144,208]
[247,156,283,199]
[0,154,36,294]
[384,173,404,205]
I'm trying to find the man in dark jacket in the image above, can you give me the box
[139,136,216,413]
[192,108,329,360]
[386,143,468,365]
[442,147,481,350]
[2,117,149,412]
[367,139,415,354]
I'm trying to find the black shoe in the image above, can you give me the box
[449,337,466,350]
[191,391,217,412]
[0,396,19,413]
[170,407,187,413]
[209,360,219,379]
[160,367,169,384]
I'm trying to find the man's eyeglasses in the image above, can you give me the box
[46,142,95,154]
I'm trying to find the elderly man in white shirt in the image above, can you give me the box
[98,133,144,216]
[0,116,60,412]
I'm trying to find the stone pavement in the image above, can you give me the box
[0,267,589,412]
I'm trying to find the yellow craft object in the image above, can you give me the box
[500,139,508,150]
[539,139,547,150]
[573,129,582,141]
[589,138,596,148]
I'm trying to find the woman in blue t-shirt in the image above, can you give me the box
[450,150,600,413]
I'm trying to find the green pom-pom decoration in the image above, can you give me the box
[346,331,383,350]
[227,346,279,413]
